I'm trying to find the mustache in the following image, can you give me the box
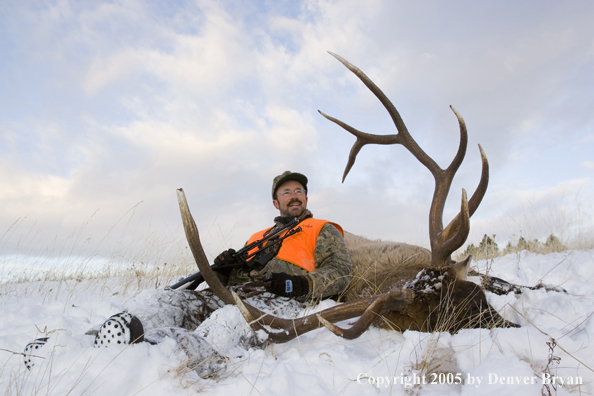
[287,198,303,206]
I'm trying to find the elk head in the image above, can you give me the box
[176,52,518,344]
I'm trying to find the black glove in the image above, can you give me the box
[265,273,309,298]
[212,248,238,276]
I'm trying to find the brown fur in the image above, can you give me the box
[342,232,516,332]
[342,232,431,300]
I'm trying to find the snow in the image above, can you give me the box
[2,249,593,395]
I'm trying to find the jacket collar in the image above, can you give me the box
[274,209,313,226]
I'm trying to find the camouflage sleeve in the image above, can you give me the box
[305,223,353,300]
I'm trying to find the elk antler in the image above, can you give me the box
[319,51,489,265]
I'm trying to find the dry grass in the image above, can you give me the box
[0,205,200,292]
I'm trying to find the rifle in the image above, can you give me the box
[168,217,301,290]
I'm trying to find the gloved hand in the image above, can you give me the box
[265,272,310,298]
[212,248,238,276]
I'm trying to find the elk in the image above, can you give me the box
[176,52,518,343]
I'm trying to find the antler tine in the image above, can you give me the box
[469,145,489,215]
[427,106,469,256]
[443,144,489,238]
[316,296,389,339]
[431,109,487,261]
[444,106,468,177]
[440,145,489,249]
[316,306,380,339]
[315,292,409,339]
[321,51,441,182]
[445,106,468,172]
[318,110,399,182]
[177,189,235,305]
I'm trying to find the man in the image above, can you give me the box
[215,171,352,301]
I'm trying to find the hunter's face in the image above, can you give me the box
[273,180,308,217]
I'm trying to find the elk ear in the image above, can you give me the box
[453,256,472,280]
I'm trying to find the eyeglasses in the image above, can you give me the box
[279,188,306,197]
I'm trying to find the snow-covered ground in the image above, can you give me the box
[2,249,593,395]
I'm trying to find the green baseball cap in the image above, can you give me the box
[272,171,308,198]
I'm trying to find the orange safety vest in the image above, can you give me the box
[245,218,344,272]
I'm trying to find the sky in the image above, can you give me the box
[1,0,593,272]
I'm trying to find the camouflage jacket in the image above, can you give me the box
[227,209,352,301]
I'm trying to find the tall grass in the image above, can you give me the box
[0,205,202,297]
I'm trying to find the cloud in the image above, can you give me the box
[83,49,148,95]
[263,105,317,152]
[80,1,261,98]
[1,0,594,265]
[501,28,579,74]
[0,162,71,214]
